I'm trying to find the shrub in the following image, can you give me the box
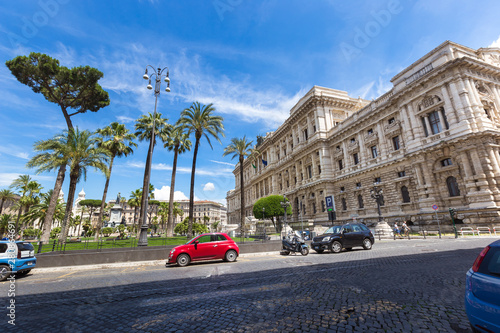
[23,228,41,238]
[101,227,114,237]
[115,224,126,238]
[50,227,61,239]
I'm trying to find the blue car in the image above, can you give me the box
[465,239,500,333]
[0,240,37,281]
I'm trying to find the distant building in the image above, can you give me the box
[227,41,500,229]
[106,198,227,229]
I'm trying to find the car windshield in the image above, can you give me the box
[324,226,341,234]
[186,236,199,244]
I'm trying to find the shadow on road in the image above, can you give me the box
[3,246,484,332]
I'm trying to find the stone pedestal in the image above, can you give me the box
[374,220,394,238]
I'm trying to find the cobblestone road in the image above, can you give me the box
[1,237,496,332]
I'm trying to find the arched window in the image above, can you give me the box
[401,186,411,203]
[341,198,347,211]
[357,194,364,209]
[446,176,460,197]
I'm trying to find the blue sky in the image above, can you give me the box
[1,0,500,206]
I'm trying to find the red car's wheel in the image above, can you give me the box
[176,253,191,267]
[224,250,238,262]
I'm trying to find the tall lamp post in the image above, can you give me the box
[370,185,383,222]
[262,207,266,241]
[280,195,290,238]
[138,66,170,246]
[370,184,393,237]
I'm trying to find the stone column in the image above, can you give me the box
[311,152,317,178]
[449,80,472,130]
[400,105,415,141]
[459,152,473,179]
[424,116,432,135]
[487,147,500,174]
[470,150,485,178]
[441,84,459,125]
[436,109,447,132]
[407,103,425,139]
[376,122,388,155]
[465,78,486,130]
[458,79,479,131]
[358,133,367,165]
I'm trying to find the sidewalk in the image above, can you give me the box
[34,251,278,273]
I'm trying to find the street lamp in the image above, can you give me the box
[280,195,290,237]
[138,66,170,246]
[370,184,384,222]
[262,207,266,241]
[369,183,394,238]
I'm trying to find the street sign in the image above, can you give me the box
[432,204,438,211]
[325,196,334,210]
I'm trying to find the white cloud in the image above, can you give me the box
[126,161,234,177]
[0,173,21,187]
[210,160,235,167]
[153,185,196,201]
[58,42,304,128]
[489,35,500,48]
[352,81,375,100]
[0,145,30,160]
[116,115,136,123]
[203,182,215,191]
[0,173,53,187]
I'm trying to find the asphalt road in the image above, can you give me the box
[1,237,497,332]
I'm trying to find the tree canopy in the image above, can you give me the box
[5,52,110,129]
[252,195,292,233]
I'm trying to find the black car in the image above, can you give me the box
[311,223,374,253]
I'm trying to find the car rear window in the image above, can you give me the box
[477,247,500,276]
[17,242,34,251]
[359,224,369,231]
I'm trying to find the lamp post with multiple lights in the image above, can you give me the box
[369,184,394,237]
[370,185,384,222]
[280,195,290,237]
[262,207,266,241]
[138,66,170,246]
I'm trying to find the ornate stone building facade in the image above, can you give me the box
[226,41,500,229]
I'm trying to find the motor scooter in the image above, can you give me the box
[280,230,309,256]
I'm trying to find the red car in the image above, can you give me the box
[167,233,239,267]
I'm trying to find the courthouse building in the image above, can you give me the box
[226,41,500,228]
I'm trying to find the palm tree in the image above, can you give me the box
[0,189,16,215]
[223,136,254,237]
[134,112,170,238]
[128,189,142,233]
[23,190,65,232]
[58,128,110,244]
[95,122,137,237]
[163,124,192,237]
[177,102,224,238]
[0,214,13,236]
[171,201,184,230]
[27,132,71,244]
[10,175,42,233]
[157,202,169,235]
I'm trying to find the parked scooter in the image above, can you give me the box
[280,230,309,256]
